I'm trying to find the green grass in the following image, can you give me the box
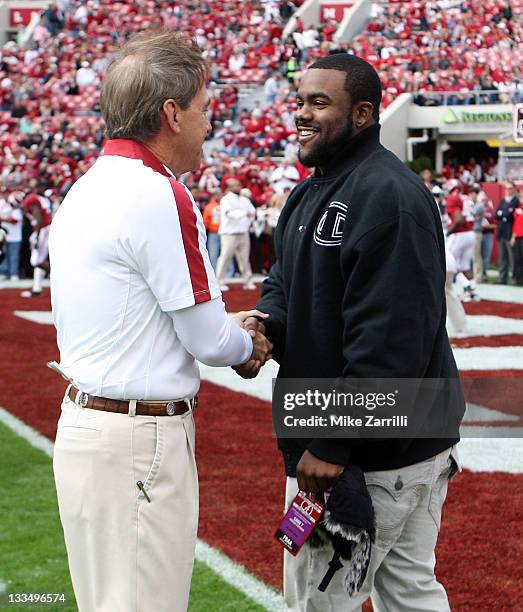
[0,422,264,612]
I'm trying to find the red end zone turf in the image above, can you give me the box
[1,288,522,609]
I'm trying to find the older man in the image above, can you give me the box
[50,31,271,612]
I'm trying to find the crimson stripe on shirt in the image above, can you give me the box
[103,139,171,177]
[169,179,211,304]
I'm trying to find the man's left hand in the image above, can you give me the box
[232,309,269,330]
[296,450,344,494]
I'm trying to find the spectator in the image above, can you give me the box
[286,55,299,84]
[495,182,519,284]
[0,190,23,280]
[244,164,268,206]
[420,168,433,192]
[228,51,246,74]
[198,167,221,199]
[300,26,319,62]
[470,186,485,283]
[511,196,523,286]
[469,157,483,182]
[43,4,64,37]
[480,192,496,281]
[269,157,300,193]
[457,164,475,186]
[202,195,222,271]
[76,61,97,88]
[284,133,298,159]
[279,1,296,21]
[264,72,282,104]
[483,157,499,182]
[216,178,256,291]
[432,185,447,231]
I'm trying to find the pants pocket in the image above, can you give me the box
[428,448,458,531]
[57,426,102,440]
[132,417,163,502]
[428,470,451,532]
[365,481,420,550]
[448,445,461,480]
[56,400,103,439]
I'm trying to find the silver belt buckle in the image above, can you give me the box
[166,401,176,416]
[78,391,89,407]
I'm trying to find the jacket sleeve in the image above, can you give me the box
[307,207,445,465]
[256,182,308,361]
[257,260,287,363]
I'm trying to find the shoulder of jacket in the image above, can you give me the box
[352,152,425,199]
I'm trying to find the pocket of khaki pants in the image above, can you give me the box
[428,451,458,531]
[365,481,421,549]
[132,418,163,501]
[428,466,451,532]
[57,426,102,440]
[57,401,103,438]
[448,446,461,480]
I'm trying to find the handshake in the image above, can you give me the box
[232,310,273,378]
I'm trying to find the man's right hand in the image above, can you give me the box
[233,317,270,379]
[250,330,273,364]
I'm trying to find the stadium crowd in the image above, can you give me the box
[0,0,521,290]
[352,0,522,108]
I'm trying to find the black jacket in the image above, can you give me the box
[257,124,463,475]
[495,196,518,241]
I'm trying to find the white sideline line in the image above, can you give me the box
[14,310,54,325]
[18,309,523,339]
[475,283,523,304]
[14,311,523,371]
[0,407,54,457]
[198,367,523,473]
[449,315,523,338]
[195,540,284,611]
[0,407,285,612]
[452,346,523,370]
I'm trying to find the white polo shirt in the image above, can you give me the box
[0,201,23,242]
[218,192,255,235]
[50,139,250,400]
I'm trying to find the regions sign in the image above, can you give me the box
[461,111,513,123]
[443,108,512,124]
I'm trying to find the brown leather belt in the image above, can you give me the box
[68,385,197,417]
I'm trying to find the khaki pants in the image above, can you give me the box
[472,231,483,283]
[216,233,252,284]
[53,392,198,612]
[284,447,459,612]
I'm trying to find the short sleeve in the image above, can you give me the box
[118,177,220,311]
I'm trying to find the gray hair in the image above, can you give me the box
[100,30,207,141]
